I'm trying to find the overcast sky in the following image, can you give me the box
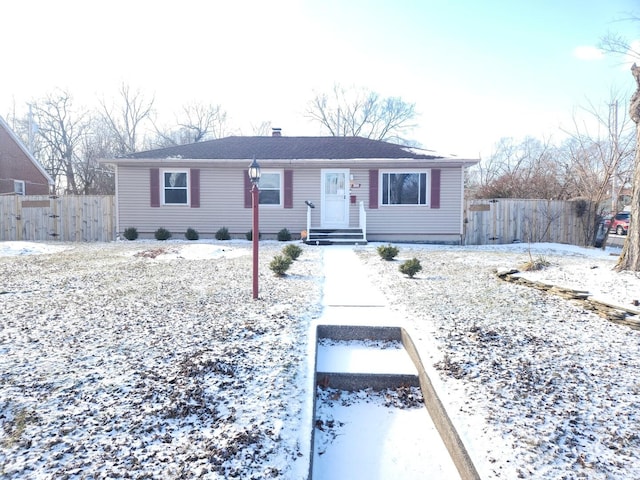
[1,0,638,157]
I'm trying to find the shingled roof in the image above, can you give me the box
[122,136,446,160]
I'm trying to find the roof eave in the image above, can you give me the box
[100,156,480,167]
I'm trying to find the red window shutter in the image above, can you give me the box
[284,170,293,208]
[244,172,252,208]
[430,169,441,209]
[369,169,378,209]
[190,168,200,208]
[150,168,160,207]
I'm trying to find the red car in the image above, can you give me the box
[610,212,631,235]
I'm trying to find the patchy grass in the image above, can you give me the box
[520,256,550,271]
[3,407,33,448]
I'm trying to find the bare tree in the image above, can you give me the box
[249,121,272,136]
[616,64,640,270]
[76,118,117,194]
[599,14,640,59]
[31,90,90,194]
[22,92,119,195]
[470,92,635,244]
[600,16,640,271]
[100,83,154,155]
[559,96,634,212]
[151,102,229,147]
[305,84,417,144]
[180,102,227,141]
[472,137,564,199]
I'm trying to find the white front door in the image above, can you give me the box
[321,169,350,228]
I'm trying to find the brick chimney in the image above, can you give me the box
[272,127,282,137]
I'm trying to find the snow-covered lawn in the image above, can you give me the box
[356,243,640,479]
[1,240,639,479]
[0,241,323,479]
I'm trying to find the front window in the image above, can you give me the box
[163,171,188,204]
[381,172,428,205]
[259,171,282,205]
[14,180,25,196]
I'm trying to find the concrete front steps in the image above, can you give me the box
[305,228,367,245]
[310,324,480,480]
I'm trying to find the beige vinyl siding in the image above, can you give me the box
[259,166,315,236]
[117,165,216,235]
[116,162,466,241]
[291,167,321,232]
[117,164,323,238]
[347,168,368,226]
[365,168,463,241]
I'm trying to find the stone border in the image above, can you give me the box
[311,324,481,480]
[496,269,640,330]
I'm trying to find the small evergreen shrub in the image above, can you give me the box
[215,227,231,240]
[122,227,138,241]
[269,254,292,276]
[154,227,172,241]
[246,229,261,241]
[283,244,302,261]
[399,258,422,278]
[277,228,292,242]
[377,244,399,261]
[185,227,199,241]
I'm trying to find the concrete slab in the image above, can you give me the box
[316,341,418,375]
[321,246,387,307]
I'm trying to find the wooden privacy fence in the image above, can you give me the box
[0,195,116,242]
[464,198,594,246]
[1,195,593,246]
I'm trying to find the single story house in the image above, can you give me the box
[103,132,478,243]
[0,115,54,195]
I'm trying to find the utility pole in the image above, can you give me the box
[611,101,619,213]
[28,104,34,155]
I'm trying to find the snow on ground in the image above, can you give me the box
[1,239,639,479]
[313,339,461,479]
[0,240,323,479]
[313,386,459,480]
[0,241,71,257]
[315,339,416,375]
[356,242,640,479]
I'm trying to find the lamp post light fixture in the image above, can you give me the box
[248,156,261,299]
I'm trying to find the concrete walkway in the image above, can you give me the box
[311,246,475,480]
[318,245,403,328]
[321,246,387,307]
